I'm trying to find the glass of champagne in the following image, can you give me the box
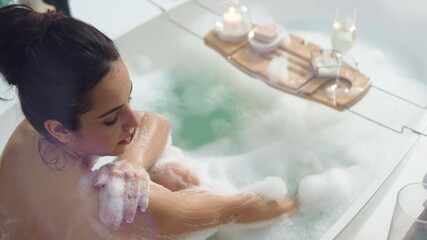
[325,4,357,99]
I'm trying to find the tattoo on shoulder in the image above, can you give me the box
[37,137,72,171]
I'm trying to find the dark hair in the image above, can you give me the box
[0,5,120,141]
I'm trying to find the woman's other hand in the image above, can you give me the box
[93,161,150,226]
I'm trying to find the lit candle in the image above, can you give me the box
[222,6,242,34]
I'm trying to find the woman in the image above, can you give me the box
[0,5,297,239]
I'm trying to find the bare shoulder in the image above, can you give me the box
[0,121,107,239]
[12,119,36,136]
[0,120,36,162]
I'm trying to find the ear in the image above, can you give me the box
[44,120,72,143]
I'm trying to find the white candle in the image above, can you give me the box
[222,6,242,34]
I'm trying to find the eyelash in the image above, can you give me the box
[103,96,132,126]
[104,115,118,126]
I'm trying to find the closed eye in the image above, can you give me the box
[103,115,118,126]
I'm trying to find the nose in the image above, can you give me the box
[122,104,139,130]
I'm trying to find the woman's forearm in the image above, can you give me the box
[145,183,297,238]
[183,191,297,225]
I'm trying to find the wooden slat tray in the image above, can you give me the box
[204,28,372,111]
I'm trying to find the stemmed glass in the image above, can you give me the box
[325,4,357,99]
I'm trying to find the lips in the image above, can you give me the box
[118,135,131,145]
[118,131,134,145]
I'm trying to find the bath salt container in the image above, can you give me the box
[248,23,290,53]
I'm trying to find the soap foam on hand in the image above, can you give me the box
[94,161,151,227]
[98,176,127,227]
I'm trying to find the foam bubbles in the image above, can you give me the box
[128,27,415,239]
[298,166,365,213]
[267,54,289,84]
[244,176,288,200]
[78,173,115,238]
[99,177,126,227]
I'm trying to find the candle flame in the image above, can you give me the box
[229,6,236,14]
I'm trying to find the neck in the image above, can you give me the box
[37,134,99,170]
[60,144,99,169]
[79,154,100,169]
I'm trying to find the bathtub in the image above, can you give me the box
[113,0,427,239]
[1,0,426,239]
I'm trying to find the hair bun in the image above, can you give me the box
[0,4,65,86]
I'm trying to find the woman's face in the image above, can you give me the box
[68,60,139,157]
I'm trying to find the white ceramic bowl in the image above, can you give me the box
[248,23,287,53]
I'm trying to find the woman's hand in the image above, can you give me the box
[93,161,150,227]
[235,196,298,223]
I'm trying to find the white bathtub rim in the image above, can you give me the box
[321,131,420,239]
